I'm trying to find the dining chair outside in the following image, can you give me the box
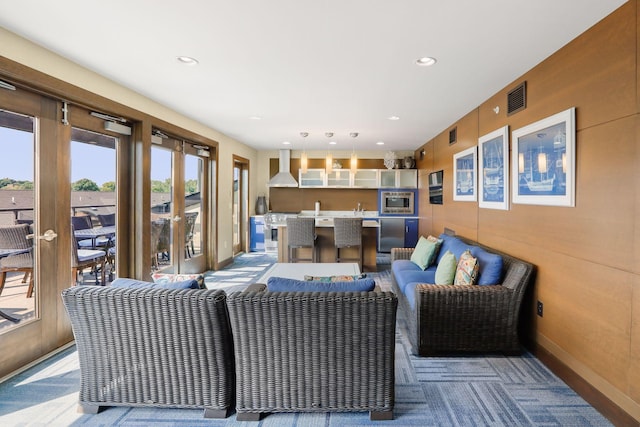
[97,213,115,227]
[71,225,106,286]
[0,224,34,297]
[184,212,198,258]
[151,219,170,268]
[72,215,110,250]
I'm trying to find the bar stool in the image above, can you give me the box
[334,217,363,270]
[286,217,317,263]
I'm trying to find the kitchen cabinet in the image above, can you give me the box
[249,216,265,252]
[379,169,417,188]
[326,169,350,187]
[298,168,416,189]
[352,169,379,188]
[299,169,325,187]
[404,218,419,247]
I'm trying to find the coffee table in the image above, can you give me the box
[258,262,360,282]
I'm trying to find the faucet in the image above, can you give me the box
[354,202,363,215]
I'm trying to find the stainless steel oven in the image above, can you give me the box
[378,190,416,215]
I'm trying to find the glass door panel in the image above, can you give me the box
[151,145,174,274]
[70,128,117,284]
[184,152,203,260]
[0,109,36,332]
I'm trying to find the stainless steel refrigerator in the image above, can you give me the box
[378,218,404,253]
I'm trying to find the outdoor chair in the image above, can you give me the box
[0,224,34,297]
[333,217,363,270]
[71,225,106,285]
[151,219,170,268]
[184,211,198,258]
[72,215,110,250]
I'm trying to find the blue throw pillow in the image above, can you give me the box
[470,246,503,285]
[267,276,375,292]
[111,277,199,289]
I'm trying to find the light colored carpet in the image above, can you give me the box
[0,254,612,426]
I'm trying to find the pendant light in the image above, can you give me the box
[350,132,358,174]
[325,132,333,174]
[300,132,308,174]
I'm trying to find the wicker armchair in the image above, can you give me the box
[0,224,34,297]
[61,286,235,418]
[226,288,398,421]
[391,235,535,355]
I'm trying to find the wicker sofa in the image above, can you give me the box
[391,234,534,356]
[61,285,235,418]
[226,285,398,421]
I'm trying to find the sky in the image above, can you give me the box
[0,127,199,186]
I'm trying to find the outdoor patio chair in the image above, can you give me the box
[71,225,106,285]
[0,224,34,297]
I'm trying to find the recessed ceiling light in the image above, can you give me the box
[249,116,262,120]
[282,141,291,145]
[388,116,400,121]
[176,56,199,66]
[376,141,385,145]
[416,57,437,67]
[329,141,337,145]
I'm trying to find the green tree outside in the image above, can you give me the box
[72,178,100,191]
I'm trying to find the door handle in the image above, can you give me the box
[38,229,58,241]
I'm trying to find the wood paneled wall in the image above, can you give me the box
[414,2,640,422]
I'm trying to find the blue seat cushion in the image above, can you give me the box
[266,276,376,292]
[470,246,503,285]
[396,269,436,294]
[392,259,422,275]
[110,277,199,289]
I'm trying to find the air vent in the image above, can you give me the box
[507,82,526,115]
[449,127,457,145]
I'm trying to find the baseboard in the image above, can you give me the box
[530,343,639,427]
[216,256,234,270]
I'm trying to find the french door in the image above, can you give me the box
[150,133,209,277]
[0,83,74,376]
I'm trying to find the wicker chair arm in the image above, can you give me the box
[243,282,267,292]
[415,283,514,310]
[391,247,414,262]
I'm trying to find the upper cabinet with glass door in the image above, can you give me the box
[379,169,418,188]
[299,169,326,187]
[352,169,379,188]
[326,169,350,187]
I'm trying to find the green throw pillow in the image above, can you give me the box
[435,250,457,285]
[410,236,437,270]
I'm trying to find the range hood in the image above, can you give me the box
[268,149,299,187]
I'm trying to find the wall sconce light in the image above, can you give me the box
[538,152,547,173]
[518,153,525,174]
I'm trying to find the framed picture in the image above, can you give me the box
[453,146,477,201]
[428,170,443,204]
[478,126,509,210]
[511,107,575,207]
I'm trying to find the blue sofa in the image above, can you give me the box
[390,234,535,355]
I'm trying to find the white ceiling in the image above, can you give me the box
[0,0,626,153]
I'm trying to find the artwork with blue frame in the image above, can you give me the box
[453,146,477,202]
[511,107,575,207]
[478,126,509,210]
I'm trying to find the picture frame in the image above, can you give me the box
[511,107,575,207]
[428,170,443,204]
[453,146,477,201]
[478,126,509,210]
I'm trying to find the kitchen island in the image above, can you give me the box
[276,214,380,272]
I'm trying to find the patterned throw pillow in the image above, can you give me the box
[454,250,479,286]
[303,274,367,282]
